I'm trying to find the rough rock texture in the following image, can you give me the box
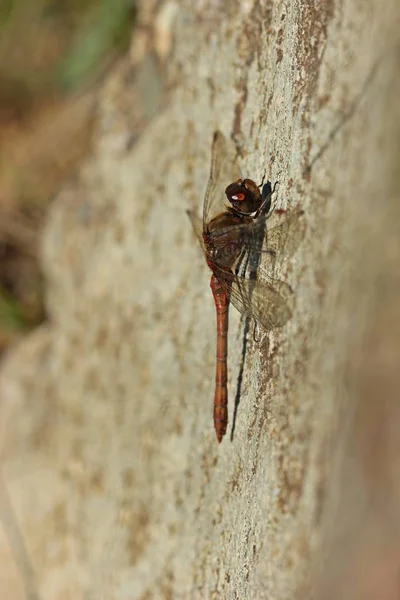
[0,1,400,599]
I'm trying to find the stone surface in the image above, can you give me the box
[0,1,399,599]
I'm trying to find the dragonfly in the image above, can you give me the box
[187,131,303,443]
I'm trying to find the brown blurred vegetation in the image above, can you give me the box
[0,0,135,354]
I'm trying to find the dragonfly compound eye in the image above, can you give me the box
[225,179,262,214]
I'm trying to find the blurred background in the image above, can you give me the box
[0,0,135,355]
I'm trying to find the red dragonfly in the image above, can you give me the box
[188,131,303,443]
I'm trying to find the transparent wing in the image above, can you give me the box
[213,264,294,331]
[203,131,241,228]
[207,209,305,278]
[186,209,205,252]
[207,209,304,330]
[247,208,305,278]
[264,209,305,263]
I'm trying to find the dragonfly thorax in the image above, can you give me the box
[203,211,247,269]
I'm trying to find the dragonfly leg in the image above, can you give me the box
[261,179,281,218]
[258,173,267,188]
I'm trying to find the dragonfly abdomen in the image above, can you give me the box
[210,274,230,443]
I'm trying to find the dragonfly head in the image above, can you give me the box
[225,178,264,216]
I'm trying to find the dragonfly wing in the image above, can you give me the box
[205,209,304,256]
[213,265,294,331]
[203,131,241,228]
[264,209,305,261]
[256,208,306,278]
[206,209,305,278]
[186,209,205,251]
